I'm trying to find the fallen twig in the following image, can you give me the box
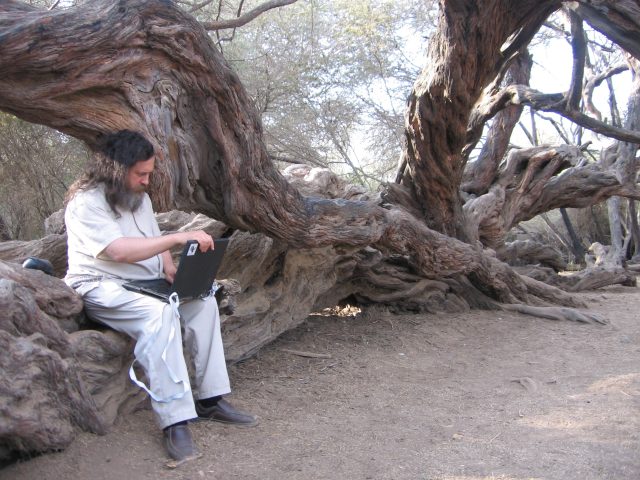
[280,348,332,359]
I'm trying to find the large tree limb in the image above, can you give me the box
[464,143,640,247]
[570,1,640,60]
[471,81,640,144]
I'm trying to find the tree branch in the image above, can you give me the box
[567,9,586,110]
[200,0,298,30]
[463,50,532,195]
[500,85,640,143]
[584,63,628,121]
[188,0,216,13]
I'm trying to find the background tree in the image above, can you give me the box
[208,0,438,187]
[0,114,86,239]
[494,13,635,266]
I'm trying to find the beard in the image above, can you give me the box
[114,188,144,212]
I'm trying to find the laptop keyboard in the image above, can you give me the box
[151,281,172,295]
[131,278,172,295]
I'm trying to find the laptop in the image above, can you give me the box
[123,238,229,302]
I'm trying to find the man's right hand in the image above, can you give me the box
[179,230,214,252]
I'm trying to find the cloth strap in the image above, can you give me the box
[128,292,190,403]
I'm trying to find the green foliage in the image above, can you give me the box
[0,114,87,240]
[198,0,437,188]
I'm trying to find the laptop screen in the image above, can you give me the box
[171,238,229,299]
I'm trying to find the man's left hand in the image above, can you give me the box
[164,260,178,283]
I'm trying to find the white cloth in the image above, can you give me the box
[64,186,231,428]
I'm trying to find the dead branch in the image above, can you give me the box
[584,63,628,121]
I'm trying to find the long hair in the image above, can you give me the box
[65,130,154,215]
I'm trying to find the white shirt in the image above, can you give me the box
[64,185,164,285]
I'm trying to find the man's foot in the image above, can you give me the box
[163,423,200,463]
[195,398,258,426]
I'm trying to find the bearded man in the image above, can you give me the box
[64,130,256,464]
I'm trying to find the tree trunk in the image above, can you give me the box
[0,215,11,241]
[606,196,625,265]
[400,0,560,237]
[602,57,640,265]
[627,200,640,258]
[560,208,587,263]
[569,1,640,61]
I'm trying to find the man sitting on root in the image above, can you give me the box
[64,129,257,463]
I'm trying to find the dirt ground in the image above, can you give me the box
[2,284,640,480]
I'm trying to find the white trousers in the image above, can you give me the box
[80,279,231,429]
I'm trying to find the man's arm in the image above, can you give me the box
[103,230,214,264]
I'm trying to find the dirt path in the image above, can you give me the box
[3,285,640,480]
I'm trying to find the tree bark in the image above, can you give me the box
[601,57,640,264]
[627,200,640,258]
[0,264,107,459]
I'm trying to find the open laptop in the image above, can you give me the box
[123,238,229,302]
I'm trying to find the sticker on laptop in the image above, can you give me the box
[187,243,198,256]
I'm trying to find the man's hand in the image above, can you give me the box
[179,230,214,252]
[164,263,177,283]
[162,250,178,283]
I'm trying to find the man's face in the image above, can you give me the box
[125,156,155,193]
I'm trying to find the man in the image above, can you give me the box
[64,130,256,463]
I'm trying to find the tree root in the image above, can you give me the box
[501,303,608,325]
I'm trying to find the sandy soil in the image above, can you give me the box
[2,285,640,480]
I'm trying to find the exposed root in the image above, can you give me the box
[518,274,585,307]
[559,265,636,292]
[502,303,608,325]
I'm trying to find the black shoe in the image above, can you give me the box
[195,398,258,426]
[163,423,199,462]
